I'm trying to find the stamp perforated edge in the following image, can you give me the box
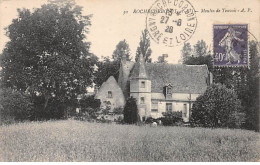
[212,23,250,68]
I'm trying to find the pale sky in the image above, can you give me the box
[0,0,259,64]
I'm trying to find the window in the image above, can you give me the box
[166,103,172,112]
[167,87,172,94]
[151,101,158,112]
[141,81,145,88]
[151,109,158,112]
[183,104,187,117]
[140,97,145,104]
[107,91,112,98]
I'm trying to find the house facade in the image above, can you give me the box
[95,76,125,111]
[95,54,212,122]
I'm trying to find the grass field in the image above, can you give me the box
[0,120,259,162]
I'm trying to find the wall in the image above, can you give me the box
[95,76,125,110]
[150,92,203,122]
[150,101,192,122]
[130,79,151,121]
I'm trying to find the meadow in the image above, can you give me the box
[0,120,259,162]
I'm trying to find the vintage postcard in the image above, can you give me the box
[0,0,259,162]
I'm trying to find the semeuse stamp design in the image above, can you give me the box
[213,24,248,67]
[146,0,197,47]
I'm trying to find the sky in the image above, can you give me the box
[0,0,259,64]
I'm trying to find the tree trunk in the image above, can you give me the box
[44,95,50,110]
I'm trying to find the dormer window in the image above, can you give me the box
[167,87,172,94]
[141,81,145,88]
[166,84,172,95]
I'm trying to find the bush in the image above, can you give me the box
[190,83,244,128]
[113,107,123,114]
[123,97,139,124]
[145,117,154,124]
[0,88,33,124]
[158,111,183,126]
[79,95,101,110]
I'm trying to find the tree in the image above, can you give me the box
[78,95,101,119]
[94,56,120,87]
[184,55,213,72]
[193,40,208,57]
[0,1,97,118]
[123,97,139,124]
[182,40,212,71]
[190,83,244,128]
[0,88,33,124]
[135,29,152,63]
[112,39,131,62]
[156,54,168,63]
[241,41,259,131]
[181,42,192,63]
[212,41,259,131]
[79,95,101,110]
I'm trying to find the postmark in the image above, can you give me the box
[146,0,197,47]
[213,24,248,67]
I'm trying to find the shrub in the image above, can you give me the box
[0,88,33,124]
[113,107,123,114]
[190,83,244,128]
[123,97,139,124]
[145,117,154,124]
[79,95,101,110]
[158,111,183,126]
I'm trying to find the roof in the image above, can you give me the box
[124,63,209,94]
[145,63,209,93]
[130,54,148,79]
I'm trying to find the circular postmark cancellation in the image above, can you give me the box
[146,0,197,47]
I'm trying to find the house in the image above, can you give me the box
[95,53,213,122]
[95,76,125,111]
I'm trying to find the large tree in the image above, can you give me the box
[112,39,131,62]
[94,56,120,88]
[193,40,208,57]
[135,29,152,63]
[0,1,97,113]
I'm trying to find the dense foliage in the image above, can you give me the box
[0,88,33,124]
[182,40,259,131]
[123,97,139,124]
[94,57,120,87]
[190,84,244,128]
[159,111,183,126]
[112,39,131,62]
[135,29,152,63]
[0,1,97,120]
[79,95,101,110]
[156,54,168,63]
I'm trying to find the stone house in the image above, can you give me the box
[95,54,212,122]
[95,76,125,111]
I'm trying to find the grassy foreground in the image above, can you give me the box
[0,120,259,162]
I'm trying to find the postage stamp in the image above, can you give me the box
[146,0,197,47]
[213,24,248,67]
